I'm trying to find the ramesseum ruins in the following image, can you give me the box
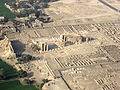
[0,0,120,90]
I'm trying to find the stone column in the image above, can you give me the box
[86,37,89,42]
[44,43,46,51]
[64,37,67,42]
[41,43,44,52]
[47,44,49,51]
[60,35,65,41]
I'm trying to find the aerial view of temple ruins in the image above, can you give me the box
[0,0,120,90]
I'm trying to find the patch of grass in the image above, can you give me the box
[0,80,38,90]
[0,80,21,89]
[0,0,16,19]
[0,59,18,78]
[8,85,38,90]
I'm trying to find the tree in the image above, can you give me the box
[11,3,17,9]
[18,70,27,78]
[17,58,23,63]
[42,79,49,83]
[23,5,30,8]
[39,79,49,90]
[42,3,49,8]
[27,9,36,15]
[17,54,33,63]
[30,18,35,22]
[29,0,34,4]
[24,79,34,84]
[38,18,45,23]
[4,17,8,22]
[39,10,43,16]
[23,55,32,61]
[34,5,40,9]
[39,83,44,90]
[35,11,40,18]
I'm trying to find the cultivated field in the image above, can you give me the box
[0,80,38,90]
[0,0,16,19]
[0,59,18,78]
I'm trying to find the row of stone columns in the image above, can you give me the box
[60,35,90,43]
[41,43,49,52]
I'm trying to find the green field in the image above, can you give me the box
[0,59,38,90]
[0,80,38,90]
[0,59,18,78]
[0,0,16,19]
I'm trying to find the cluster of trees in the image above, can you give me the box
[18,70,27,78]
[17,9,36,17]
[42,3,49,8]
[8,0,55,23]
[17,9,46,18]
[18,2,31,8]
[8,2,31,10]
[38,17,51,23]
[0,69,27,80]
[29,0,58,4]
[0,59,27,84]
[35,0,58,2]
[24,79,35,84]
[39,79,49,90]
[17,54,34,63]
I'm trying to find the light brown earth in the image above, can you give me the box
[1,0,120,90]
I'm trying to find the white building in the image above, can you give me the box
[0,17,4,21]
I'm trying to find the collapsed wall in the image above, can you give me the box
[60,34,93,44]
[31,34,94,52]
[0,36,16,59]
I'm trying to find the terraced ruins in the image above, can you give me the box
[0,0,120,90]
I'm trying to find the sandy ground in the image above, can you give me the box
[45,0,120,22]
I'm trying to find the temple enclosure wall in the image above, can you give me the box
[0,36,16,59]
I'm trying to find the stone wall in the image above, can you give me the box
[0,36,16,59]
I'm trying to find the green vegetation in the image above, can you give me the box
[18,70,27,78]
[39,79,49,90]
[42,79,49,83]
[17,54,34,63]
[29,0,58,3]
[42,3,49,8]
[0,59,27,80]
[24,79,35,85]
[38,17,51,23]
[39,83,44,90]
[0,80,21,89]
[0,59,18,80]
[0,59,37,89]
[0,0,16,19]
[17,9,36,17]
[0,80,38,90]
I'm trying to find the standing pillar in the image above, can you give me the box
[41,43,44,52]
[86,37,89,42]
[60,35,65,42]
[64,37,67,42]
[44,43,46,51]
[47,44,49,51]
